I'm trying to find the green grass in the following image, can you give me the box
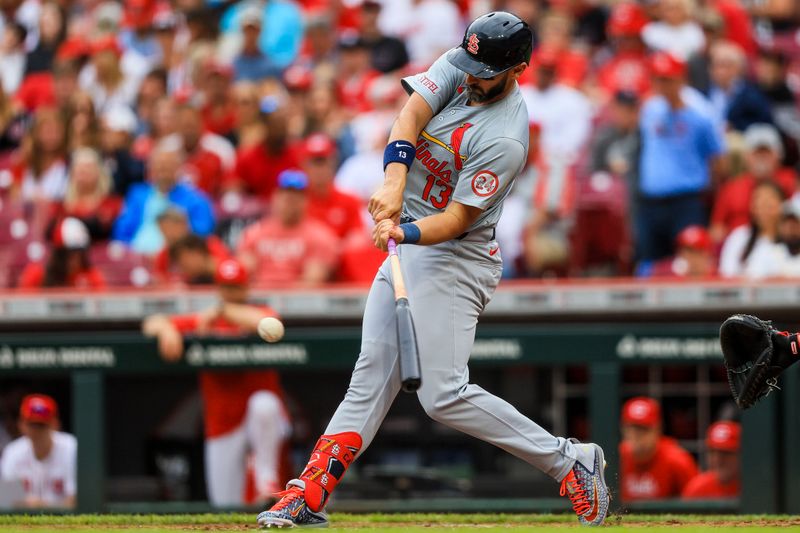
[0,513,798,531]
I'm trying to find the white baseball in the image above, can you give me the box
[258,317,285,343]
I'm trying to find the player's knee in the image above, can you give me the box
[417,391,454,423]
[247,391,283,423]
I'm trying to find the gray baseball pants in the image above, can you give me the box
[325,232,578,481]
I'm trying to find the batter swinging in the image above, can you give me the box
[257,11,610,528]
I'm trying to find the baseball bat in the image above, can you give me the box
[387,238,422,393]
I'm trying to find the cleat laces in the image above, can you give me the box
[270,487,304,512]
[560,471,591,516]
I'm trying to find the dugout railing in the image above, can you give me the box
[1,322,798,515]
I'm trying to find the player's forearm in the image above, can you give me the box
[220,303,270,332]
[141,315,171,337]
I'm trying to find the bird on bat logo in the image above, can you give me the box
[467,33,480,55]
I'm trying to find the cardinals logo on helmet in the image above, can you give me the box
[467,33,480,55]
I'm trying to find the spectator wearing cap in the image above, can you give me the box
[0,22,27,95]
[620,396,698,502]
[636,52,723,263]
[706,40,773,132]
[596,3,651,100]
[237,169,339,286]
[80,36,138,113]
[119,0,161,67]
[719,180,787,278]
[113,136,215,255]
[642,0,705,61]
[301,133,365,241]
[357,1,408,74]
[335,35,380,115]
[12,106,68,204]
[48,148,122,242]
[100,105,145,197]
[231,101,298,200]
[232,6,281,83]
[683,421,741,499]
[155,229,231,285]
[0,394,76,509]
[219,0,302,70]
[711,124,796,241]
[18,217,106,288]
[644,225,717,277]
[142,258,291,505]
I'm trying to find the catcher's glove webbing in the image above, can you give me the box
[720,314,799,409]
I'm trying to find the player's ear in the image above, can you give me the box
[511,63,527,80]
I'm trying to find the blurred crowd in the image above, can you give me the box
[0,0,799,289]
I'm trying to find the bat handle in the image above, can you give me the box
[387,237,398,256]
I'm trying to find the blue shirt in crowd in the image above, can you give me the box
[219,0,303,69]
[113,182,215,254]
[639,96,723,198]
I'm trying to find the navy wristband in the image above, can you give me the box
[383,141,416,171]
[399,222,421,245]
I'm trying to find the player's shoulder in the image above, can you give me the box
[660,438,696,465]
[1,436,31,461]
[476,88,529,147]
[53,431,77,450]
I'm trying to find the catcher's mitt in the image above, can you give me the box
[720,314,798,409]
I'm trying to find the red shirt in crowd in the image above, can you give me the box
[152,234,231,283]
[682,471,740,499]
[17,263,106,289]
[233,145,298,199]
[201,103,237,138]
[236,216,338,286]
[620,437,699,501]
[711,169,797,235]
[168,311,285,438]
[597,51,651,98]
[184,147,227,198]
[49,197,124,240]
[336,70,381,113]
[306,186,365,240]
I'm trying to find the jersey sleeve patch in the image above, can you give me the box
[471,170,499,197]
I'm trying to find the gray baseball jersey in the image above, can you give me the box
[320,51,588,492]
[400,53,529,232]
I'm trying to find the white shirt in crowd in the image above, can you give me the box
[642,21,706,61]
[719,224,786,279]
[0,431,77,506]
[521,82,592,164]
[20,160,68,202]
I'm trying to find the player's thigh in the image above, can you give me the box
[404,244,500,374]
[244,390,291,443]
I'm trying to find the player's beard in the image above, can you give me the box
[466,74,509,104]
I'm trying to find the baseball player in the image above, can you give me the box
[0,395,76,509]
[257,12,609,528]
[143,259,291,506]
